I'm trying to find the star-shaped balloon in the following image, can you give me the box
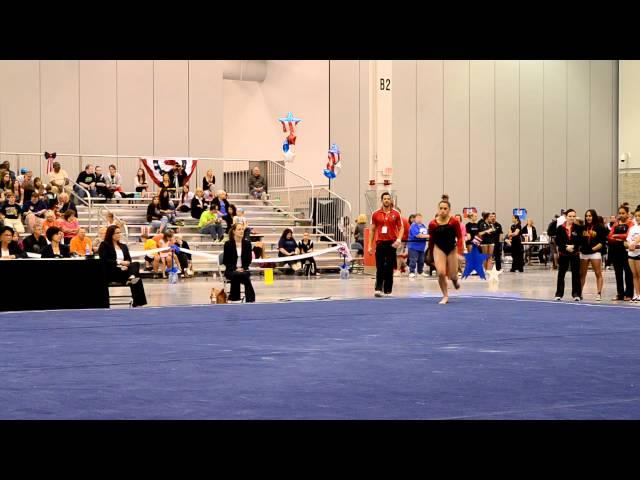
[462,245,489,280]
[278,112,302,124]
[486,265,502,283]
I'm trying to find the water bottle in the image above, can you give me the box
[85,244,92,258]
[340,263,350,280]
[168,270,178,284]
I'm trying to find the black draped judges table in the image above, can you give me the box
[1,258,110,311]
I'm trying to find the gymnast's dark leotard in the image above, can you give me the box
[428,217,463,255]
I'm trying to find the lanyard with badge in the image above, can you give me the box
[381,211,393,235]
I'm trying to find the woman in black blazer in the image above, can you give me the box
[222,223,256,303]
[98,225,147,307]
[40,226,71,258]
[0,226,27,259]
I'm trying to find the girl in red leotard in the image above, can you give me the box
[428,195,464,304]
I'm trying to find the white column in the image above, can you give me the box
[370,60,393,189]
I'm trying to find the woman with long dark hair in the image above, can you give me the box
[608,205,635,301]
[222,223,256,302]
[278,227,299,272]
[427,196,463,304]
[98,225,147,307]
[554,209,583,301]
[579,209,607,301]
[134,168,148,194]
[158,188,178,225]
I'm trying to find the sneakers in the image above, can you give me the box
[554,296,562,301]
[596,293,602,302]
[384,293,393,298]
[374,290,383,298]
[573,297,581,302]
[409,273,416,278]
[421,272,430,278]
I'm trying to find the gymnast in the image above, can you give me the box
[428,195,463,304]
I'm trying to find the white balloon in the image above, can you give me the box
[283,149,296,162]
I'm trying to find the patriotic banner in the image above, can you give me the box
[140,158,198,188]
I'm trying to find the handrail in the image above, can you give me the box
[315,186,353,247]
[67,178,94,232]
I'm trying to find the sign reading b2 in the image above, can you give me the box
[379,78,391,91]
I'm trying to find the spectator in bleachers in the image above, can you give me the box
[298,230,319,276]
[174,164,188,189]
[174,233,194,277]
[203,169,216,193]
[95,165,110,199]
[12,179,24,205]
[93,226,107,254]
[278,228,300,272]
[98,225,147,307]
[41,226,70,258]
[353,214,367,256]
[22,223,48,255]
[47,162,71,195]
[57,192,77,216]
[74,164,98,198]
[105,164,124,199]
[11,229,24,253]
[233,207,251,241]
[222,223,256,303]
[21,170,34,201]
[211,190,232,233]
[159,188,180,226]
[22,191,48,233]
[141,231,156,271]
[0,192,24,234]
[0,171,12,190]
[42,210,60,235]
[70,228,93,256]
[177,184,194,213]
[0,161,16,181]
[0,226,26,259]
[160,172,176,196]
[32,177,46,197]
[147,195,168,233]
[59,209,79,245]
[190,188,207,220]
[248,166,267,200]
[134,168,149,194]
[154,230,178,279]
[203,184,216,204]
[199,203,224,243]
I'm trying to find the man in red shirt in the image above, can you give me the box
[368,192,404,297]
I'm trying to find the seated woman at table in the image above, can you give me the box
[0,226,27,259]
[98,225,147,307]
[521,218,538,265]
[41,226,71,258]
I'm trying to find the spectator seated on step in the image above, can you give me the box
[0,192,24,234]
[93,226,107,254]
[47,161,71,195]
[278,228,301,273]
[174,233,194,277]
[22,223,48,255]
[248,166,267,200]
[177,184,194,213]
[199,203,224,243]
[74,164,98,198]
[0,225,26,259]
[298,230,319,276]
[159,187,179,225]
[70,228,93,256]
[42,209,61,236]
[210,190,233,232]
[147,195,169,233]
[190,188,207,220]
[140,231,156,271]
[59,209,79,245]
[56,192,77,217]
[22,191,48,233]
[153,230,181,279]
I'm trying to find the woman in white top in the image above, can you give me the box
[177,184,195,213]
[625,208,640,301]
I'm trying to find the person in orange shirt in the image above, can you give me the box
[69,228,93,256]
[41,210,60,235]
